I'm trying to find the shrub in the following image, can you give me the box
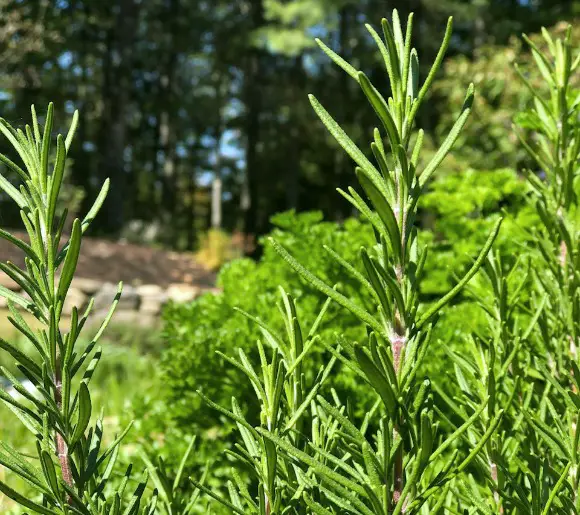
[160,212,376,460]
[0,7,578,515]
[188,10,580,514]
[159,169,534,459]
[191,9,505,513]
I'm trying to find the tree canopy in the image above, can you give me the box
[0,0,576,249]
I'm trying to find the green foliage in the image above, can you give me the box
[0,106,154,513]
[421,167,535,295]
[257,0,327,55]
[509,22,580,512]
[419,168,537,394]
[183,10,580,515]
[153,210,381,511]
[431,20,580,172]
[158,170,532,506]
[140,436,203,515]
[1,5,579,515]
[431,25,580,510]
[196,10,506,513]
[0,338,158,514]
[161,210,376,442]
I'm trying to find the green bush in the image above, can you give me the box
[160,168,534,424]
[160,210,376,434]
[152,210,379,507]
[155,166,534,506]
[182,12,580,513]
[0,7,578,515]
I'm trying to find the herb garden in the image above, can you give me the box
[0,6,579,514]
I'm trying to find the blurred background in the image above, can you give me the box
[0,0,577,256]
[1,1,580,511]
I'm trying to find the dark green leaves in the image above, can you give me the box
[354,342,397,414]
[71,382,92,446]
[358,71,401,151]
[57,218,82,305]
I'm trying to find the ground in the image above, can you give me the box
[0,232,217,288]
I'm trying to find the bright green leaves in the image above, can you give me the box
[0,167,26,208]
[308,94,383,190]
[354,340,397,415]
[356,169,402,263]
[65,110,79,152]
[57,219,81,310]
[70,381,92,446]
[406,17,453,134]
[269,237,387,339]
[416,217,503,329]
[225,8,506,514]
[315,37,358,80]
[0,105,149,513]
[511,24,580,514]
[279,8,499,365]
[141,436,202,515]
[198,288,338,513]
[41,102,54,191]
[46,134,66,232]
[516,24,580,211]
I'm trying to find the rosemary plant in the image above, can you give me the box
[512,25,580,513]
[199,9,503,514]
[193,289,337,513]
[263,10,504,513]
[443,24,580,514]
[437,251,534,512]
[0,106,154,514]
[140,436,201,515]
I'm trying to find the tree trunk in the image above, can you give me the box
[156,0,181,246]
[286,54,304,211]
[211,177,223,229]
[241,0,264,252]
[211,79,227,229]
[187,141,198,250]
[96,0,139,236]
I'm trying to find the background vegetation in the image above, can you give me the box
[0,0,579,512]
[0,0,575,249]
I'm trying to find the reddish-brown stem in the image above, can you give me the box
[490,461,503,513]
[54,365,74,494]
[559,240,567,269]
[392,436,403,508]
[391,173,407,510]
[391,333,406,376]
[391,330,406,510]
